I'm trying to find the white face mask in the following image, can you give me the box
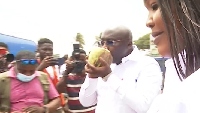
[16,73,36,82]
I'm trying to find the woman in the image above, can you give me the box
[144,0,200,112]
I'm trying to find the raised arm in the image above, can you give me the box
[79,75,98,107]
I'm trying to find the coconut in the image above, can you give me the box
[88,47,113,67]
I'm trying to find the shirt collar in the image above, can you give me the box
[121,45,141,64]
[8,67,40,78]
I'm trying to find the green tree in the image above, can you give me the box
[134,33,150,50]
[94,32,102,47]
[53,54,60,58]
[75,33,85,48]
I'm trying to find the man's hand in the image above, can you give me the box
[37,56,58,71]
[23,106,44,113]
[63,60,74,75]
[85,57,112,78]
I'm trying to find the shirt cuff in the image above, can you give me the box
[102,73,112,82]
[82,75,98,90]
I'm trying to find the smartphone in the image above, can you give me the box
[6,54,14,62]
[58,58,65,66]
[49,57,59,66]
[72,61,86,73]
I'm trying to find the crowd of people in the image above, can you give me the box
[0,0,200,112]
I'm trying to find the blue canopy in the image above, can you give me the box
[0,33,37,56]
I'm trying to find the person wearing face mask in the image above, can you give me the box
[0,50,61,113]
[144,0,200,112]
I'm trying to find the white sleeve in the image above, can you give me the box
[79,75,98,107]
[59,64,66,76]
[106,63,162,113]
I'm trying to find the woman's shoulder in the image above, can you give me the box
[183,68,200,85]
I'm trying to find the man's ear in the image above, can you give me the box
[36,45,40,52]
[128,40,133,47]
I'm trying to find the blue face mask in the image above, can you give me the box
[16,73,36,82]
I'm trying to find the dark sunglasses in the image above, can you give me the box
[16,59,38,65]
[98,40,121,46]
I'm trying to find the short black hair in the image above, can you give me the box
[15,50,36,60]
[0,42,8,49]
[72,49,86,60]
[72,49,86,56]
[38,38,53,47]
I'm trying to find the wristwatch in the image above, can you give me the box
[43,106,49,113]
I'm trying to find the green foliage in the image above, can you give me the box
[134,33,150,50]
[94,32,102,47]
[75,33,85,48]
[53,54,60,58]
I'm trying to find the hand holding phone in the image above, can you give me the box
[72,61,86,73]
[63,60,74,75]
[49,57,59,66]
[39,56,58,69]
[58,58,65,66]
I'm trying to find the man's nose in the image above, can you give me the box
[45,51,52,56]
[102,42,108,49]
[46,50,51,54]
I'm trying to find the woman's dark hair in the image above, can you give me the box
[158,0,200,80]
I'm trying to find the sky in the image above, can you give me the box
[0,0,150,56]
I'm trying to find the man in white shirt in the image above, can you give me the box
[79,26,162,113]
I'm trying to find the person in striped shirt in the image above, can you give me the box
[57,49,95,113]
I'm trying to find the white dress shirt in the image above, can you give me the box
[79,46,162,113]
[147,58,183,113]
[59,64,66,78]
[147,55,185,113]
[156,68,200,113]
[163,58,184,94]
